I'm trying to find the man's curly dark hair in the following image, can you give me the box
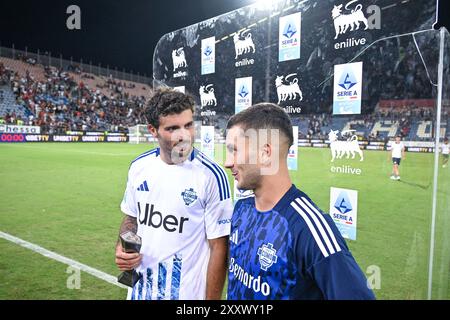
[145,88,195,128]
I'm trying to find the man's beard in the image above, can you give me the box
[236,167,261,191]
[171,141,192,163]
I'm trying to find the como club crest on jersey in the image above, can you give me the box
[257,243,278,271]
[181,188,198,206]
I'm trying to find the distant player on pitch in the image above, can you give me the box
[441,137,449,168]
[389,134,405,181]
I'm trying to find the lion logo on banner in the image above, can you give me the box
[328,129,364,162]
[233,30,255,59]
[275,74,303,104]
[172,47,187,71]
[332,2,368,39]
[199,84,217,108]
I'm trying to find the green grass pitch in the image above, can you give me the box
[0,142,448,299]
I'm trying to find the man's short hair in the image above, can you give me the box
[145,88,195,128]
[227,103,294,148]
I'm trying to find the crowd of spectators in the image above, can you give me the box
[294,101,447,141]
[0,60,149,134]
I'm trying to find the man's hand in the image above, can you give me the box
[116,215,142,271]
[115,242,142,271]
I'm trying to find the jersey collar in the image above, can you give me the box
[189,147,199,161]
[272,184,298,213]
[255,184,298,214]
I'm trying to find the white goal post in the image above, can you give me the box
[128,124,156,144]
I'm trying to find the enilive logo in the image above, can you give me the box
[332,2,368,39]
[233,30,255,59]
[328,129,364,162]
[199,84,217,108]
[275,74,303,104]
[332,0,381,50]
[172,47,187,71]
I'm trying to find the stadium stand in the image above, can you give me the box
[0,85,32,119]
[0,32,448,141]
[294,102,449,142]
[0,56,152,133]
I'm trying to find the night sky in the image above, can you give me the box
[0,0,448,79]
[0,0,254,77]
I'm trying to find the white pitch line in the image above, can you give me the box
[0,231,128,289]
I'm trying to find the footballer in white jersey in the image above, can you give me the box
[115,89,233,300]
[442,137,449,168]
[388,135,405,180]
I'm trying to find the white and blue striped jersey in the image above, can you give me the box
[120,147,233,300]
[228,184,375,300]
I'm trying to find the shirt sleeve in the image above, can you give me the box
[120,167,137,217]
[307,251,376,300]
[294,210,375,300]
[203,165,234,240]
